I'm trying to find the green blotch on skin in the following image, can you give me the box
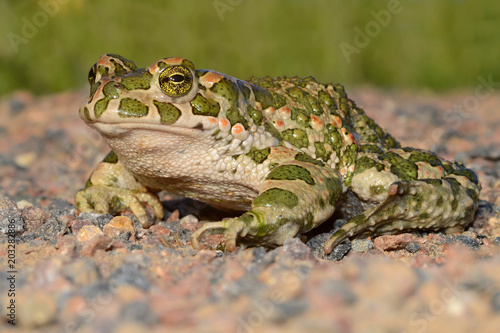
[103,151,118,164]
[89,82,101,98]
[324,127,342,147]
[110,195,126,213]
[120,70,153,90]
[359,144,383,154]
[154,100,181,124]
[252,86,274,109]
[107,54,137,71]
[451,168,479,185]
[82,107,91,121]
[370,185,385,196]
[465,188,478,202]
[246,147,270,164]
[291,108,311,128]
[295,152,325,167]
[247,106,263,126]
[85,178,93,188]
[436,196,444,207]
[423,179,443,186]
[419,212,430,219]
[281,128,309,149]
[102,81,120,99]
[190,93,220,117]
[324,177,342,206]
[270,92,287,109]
[226,106,249,129]
[306,212,314,230]
[110,59,127,75]
[240,212,254,225]
[444,177,461,211]
[314,142,331,162]
[318,90,336,108]
[210,78,239,108]
[266,165,315,185]
[94,98,110,118]
[408,149,443,167]
[383,151,418,181]
[354,156,385,175]
[118,98,148,118]
[264,123,282,141]
[306,94,322,115]
[253,188,299,209]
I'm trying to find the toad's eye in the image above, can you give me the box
[158,65,193,97]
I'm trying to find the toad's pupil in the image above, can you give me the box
[170,74,184,83]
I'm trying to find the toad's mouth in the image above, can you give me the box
[90,121,207,138]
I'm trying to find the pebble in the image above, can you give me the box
[454,235,479,249]
[373,233,416,251]
[56,235,78,257]
[79,235,114,256]
[77,225,104,242]
[103,216,136,240]
[179,214,199,231]
[120,301,159,326]
[0,196,24,234]
[325,242,351,261]
[108,264,151,291]
[405,242,421,253]
[283,237,315,260]
[21,205,50,232]
[351,239,374,253]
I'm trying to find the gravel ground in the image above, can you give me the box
[1,87,499,333]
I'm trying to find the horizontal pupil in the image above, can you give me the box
[170,74,184,82]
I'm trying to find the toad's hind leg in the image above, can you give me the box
[324,178,479,253]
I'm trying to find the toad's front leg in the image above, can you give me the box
[75,151,164,227]
[191,159,343,251]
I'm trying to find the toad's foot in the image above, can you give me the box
[75,185,164,228]
[324,178,478,253]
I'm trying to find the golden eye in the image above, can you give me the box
[158,65,193,97]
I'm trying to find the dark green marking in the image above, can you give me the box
[370,185,385,196]
[252,85,274,109]
[120,70,153,90]
[102,81,120,98]
[118,98,148,118]
[281,128,309,148]
[103,151,118,164]
[153,100,181,124]
[89,82,101,98]
[266,165,315,185]
[451,168,479,185]
[324,177,342,206]
[237,81,251,101]
[314,142,331,162]
[253,188,299,209]
[82,107,91,121]
[246,147,271,164]
[422,179,443,186]
[247,106,263,126]
[107,54,137,71]
[444,177,461,210]
[190,93,220,117]
[210,78,239,107]
[353,156,385,175]
[291,108,311,128]
[264,123,282,141]
[383,151,418,181]
[318,90,336,109]
[226,106,249,129]
[408,150,443,167]
[359,144,383,154]
[94,98,109,118]
[295,152,325,167]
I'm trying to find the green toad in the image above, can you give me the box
[76,54,480,253]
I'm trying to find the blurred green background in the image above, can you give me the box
[0,0,498,95]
